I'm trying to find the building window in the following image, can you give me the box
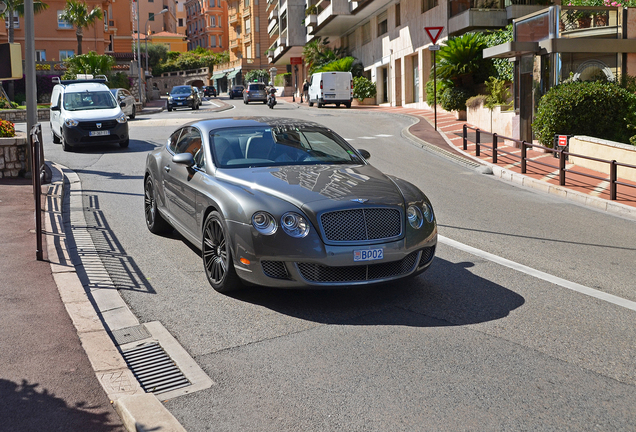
[395,3,400,27]
[377,11,387,36]
[254,16,259,32]
[218,15,222,27]
[179,18,184,26]
[422,0,438,13]
[362,22,371,45]
[211,35,217,47]
[255,43,260,58]
[57,11,72,29]
[59,50,74,60]
[5,11,19,29]
[211,15,216,26]
[149,12,155,21]
[245,18,251,34]
[35,50,46,61]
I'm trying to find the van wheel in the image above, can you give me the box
[336,103,341,107]
[317,102,323,108]
[309,101,314,107]
[51,129,61,144]
[345,102,351,108]
[120,138,130,148]
[61,137,74,152]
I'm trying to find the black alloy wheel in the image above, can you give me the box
[144,176,171,234]
[202,211,241,293]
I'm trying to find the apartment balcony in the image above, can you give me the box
[448,0,508,36]
[243,7,251,19]
[311,0,388,38]
[268,17,279,35]
[230,37,242,51]
[244,31,252,43]
[269,8,278,20]
[229,12,241,25]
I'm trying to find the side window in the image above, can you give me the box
[175,127,203,156]
[167,129,182,153]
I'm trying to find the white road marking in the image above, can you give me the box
[358,136,376,140]
[439,235,636,312]
[376,134,393,137]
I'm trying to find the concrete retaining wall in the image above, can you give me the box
[467,104,516,139]
[0,132,29,178]
[0,108,50,122]
[570,136,636,182]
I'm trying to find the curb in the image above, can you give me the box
[45,162,187,432]
[406,112,636,221]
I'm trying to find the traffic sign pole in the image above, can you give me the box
[425,26,444,131]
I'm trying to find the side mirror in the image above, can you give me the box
[51,105,60,111]
[119,102,126,107]
[358,149,371,160]
[173,152,195,167]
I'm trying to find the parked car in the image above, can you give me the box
[203,86,217,97]
[167,85,200,111]
[143,117,437,293]
[110,88,137,119]
[229,85,244,99]
[194,87,204,102]
[50,77,129,152]
[243,82,268,104]
[308,71,353,108]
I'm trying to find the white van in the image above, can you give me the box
[308,72,353,108]
[50,77,129,152]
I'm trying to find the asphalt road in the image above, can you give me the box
[40,97,636,431]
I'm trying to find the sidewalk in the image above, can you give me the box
[0,177,125,431]
[282,96,636,219]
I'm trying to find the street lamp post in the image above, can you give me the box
[145,8,168,76]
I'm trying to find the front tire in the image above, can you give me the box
[51,128,61,144]
[144,176,172,234]
[61,136,73,152]
[130,106,136,119]
[120,138,129,148]
[202,211,242,293]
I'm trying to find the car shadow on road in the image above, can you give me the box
[60,139,157,154]
[233,258,525,327]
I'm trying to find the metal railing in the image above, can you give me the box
[462,125,636,201]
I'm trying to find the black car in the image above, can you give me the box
[229,85,244,99]
[203,86,217,97]
[167,85,200,111]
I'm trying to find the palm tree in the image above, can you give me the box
[59,0,103,55]
[434,32,493,89]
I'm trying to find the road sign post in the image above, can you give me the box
[425,27,444,131]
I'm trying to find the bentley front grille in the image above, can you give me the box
[320,208,402,242]
[418,246,435,268]
[296,251,418,283]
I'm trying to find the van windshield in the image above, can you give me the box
[63,91,117,111]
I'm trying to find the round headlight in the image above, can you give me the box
[422,202,434,223]
[281,212,310,238]
[407,205,424,229]
[64,118,78,127]
[116,112,127,124]
[252,211,277,235]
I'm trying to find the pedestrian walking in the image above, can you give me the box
[302,79,309,103]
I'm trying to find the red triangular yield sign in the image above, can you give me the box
[425,27,444,44]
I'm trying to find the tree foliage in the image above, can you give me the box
[302,37,349,75]
[484,24,513,82]
[153,49,230,75]
[61,51,114,79]
[434,32,494,89]
[244,69,270,83]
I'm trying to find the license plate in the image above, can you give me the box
[89,130,109,136]
[354,248,384,262]
[325,94,335,98]
[177,102,184,105]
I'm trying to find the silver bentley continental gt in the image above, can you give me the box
[144,117,437,293]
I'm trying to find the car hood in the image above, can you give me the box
[217,164,405,212]
[62,107,123,120]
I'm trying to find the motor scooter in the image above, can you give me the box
[267,88,277,109]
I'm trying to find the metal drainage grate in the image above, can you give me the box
[121,342,191,394]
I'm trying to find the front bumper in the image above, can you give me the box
[228,220,437,288]
[168,98,195,109]
[62,122,128,147]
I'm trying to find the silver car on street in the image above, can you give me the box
[144,117,437,293]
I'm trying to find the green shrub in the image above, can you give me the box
[353,76,377,100]
[532,81,636,147]
[484,77,511,109]
[440,87,473,112]
[107,72,131,89]
[425,79,452,106]
[466,95,488,109]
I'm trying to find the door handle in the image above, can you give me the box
[164,165,171,173]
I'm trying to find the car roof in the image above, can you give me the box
[184,117,328,135]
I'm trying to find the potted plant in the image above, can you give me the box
[352,76,377,105]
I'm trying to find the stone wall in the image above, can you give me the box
[467,103,516,139]
[0,133,29,178]
[570,136,636,182]
[0,108,50,122]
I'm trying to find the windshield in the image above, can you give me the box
[210,126,366,168]
[171,86,191,95]
[63,91,117,111]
